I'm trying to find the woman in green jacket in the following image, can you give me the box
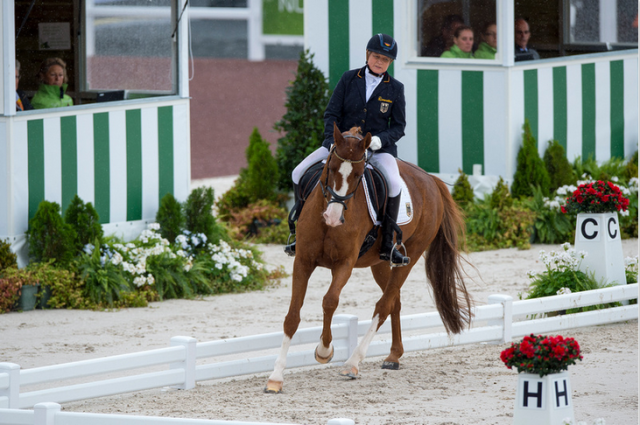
[441,26,474,59]
[31,58,73,109]
[474,22,497,59]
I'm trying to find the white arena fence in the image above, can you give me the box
[0,284,636,425]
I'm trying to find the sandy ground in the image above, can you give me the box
[1,239,638,425]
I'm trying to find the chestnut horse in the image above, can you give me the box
[265,124,472,393]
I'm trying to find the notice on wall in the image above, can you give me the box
[39,23,71,50]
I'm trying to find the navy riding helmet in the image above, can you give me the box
[366,33,397,60]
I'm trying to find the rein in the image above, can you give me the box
[321,142,368,211]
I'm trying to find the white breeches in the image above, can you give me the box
[292,147,401,198]
[368,152,401,197]
[291,146,330,184]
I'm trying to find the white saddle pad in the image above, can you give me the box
[362,177,413,226]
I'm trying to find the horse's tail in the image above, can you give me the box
[425,177,473,334]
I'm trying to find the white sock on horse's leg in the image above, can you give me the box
[316,338,333,358]
[343,314,380,371]
[267,336,292,384]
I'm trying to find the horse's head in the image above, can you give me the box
[322,123,371,227]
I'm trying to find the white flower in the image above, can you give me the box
[215,263,223,270]
[177,250,186,257]
[83,243,95,255]
[611,176,619,182]
[133,276,147,287]
[561,242,571,252]
[620,209,629,216]
[231,273,243,282]
[191,235,200,246]
[111,252,123,266]
[184,261,193,272]
[126,243,135,249]
[199,234,208,243]
[148,222,161,230]
[146,274,155,285]
[557,287,572,295]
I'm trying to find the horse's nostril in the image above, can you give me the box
[340,217,345,224]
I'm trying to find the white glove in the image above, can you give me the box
[370,136,382,151]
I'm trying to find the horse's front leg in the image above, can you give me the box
[340,265,413,378]
[315,264,354,365]
[264,259,316,394]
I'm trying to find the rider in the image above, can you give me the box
[285,33,409,267]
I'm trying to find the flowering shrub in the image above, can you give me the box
[500,334,583,377]
[525,243,621,312]
[561,180,630,214]
[0,276,22,313]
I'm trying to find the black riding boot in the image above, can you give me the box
[379,193,410,267]
[284,183,303,257]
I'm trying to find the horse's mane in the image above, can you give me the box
[345,127,363,137]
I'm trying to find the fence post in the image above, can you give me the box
[34,402,61,425]
[487,294,513,344]
[333,314,358,361]
[0,362,20,409]
[326,419,355,425]
[170,336,197,390]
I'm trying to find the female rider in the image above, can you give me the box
[285,33,409,267]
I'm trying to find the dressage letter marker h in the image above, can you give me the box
[513,372,574,424]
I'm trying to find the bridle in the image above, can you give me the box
[321,135,368,212]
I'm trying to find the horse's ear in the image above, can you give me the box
[333,122,343,146]
[361,132,372,151]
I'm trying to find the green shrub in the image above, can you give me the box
[146,252,196,300]
[511,120,550,198]
[490,177,513,210]
[64,195,103,255]
[543,140,576,193]
[274,49,332,191]
[452,169,474,207]
[245,128,279,202]
[0,238,18,272]
[216,176,252,220]
[572,155,627,184]
[26,200,76,266]
[225,200,288,242]
[527,186,575,244]
[185,187,228,245]
[76,245,132,308]
[620,189,638,239]
[623,150,638,183]
[156,193,184,244]
[465,198,535,251]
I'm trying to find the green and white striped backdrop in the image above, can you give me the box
[0,100,190,248]
[305,0,639,178]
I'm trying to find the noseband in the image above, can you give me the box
[321,136,368,211]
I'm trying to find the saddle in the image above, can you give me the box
[293,160,388,258]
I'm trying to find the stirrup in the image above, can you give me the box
[386,242,410,268]
[284,234,296,257]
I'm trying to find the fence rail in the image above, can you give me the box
[0,284,637,422]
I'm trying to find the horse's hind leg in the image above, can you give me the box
[265,259,316,394]
[371,264,404,370]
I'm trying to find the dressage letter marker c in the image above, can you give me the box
[580,218,599,241]
[607,217,618,239]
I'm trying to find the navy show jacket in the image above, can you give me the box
[322,66,406,157]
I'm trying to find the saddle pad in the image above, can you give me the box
[363,177,413,225]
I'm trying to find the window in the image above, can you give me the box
[417,0,497,60]
[567,0,638,46]
[82,0,177,96]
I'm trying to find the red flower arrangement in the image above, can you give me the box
[500,334,583,377]
[561,180,630,214]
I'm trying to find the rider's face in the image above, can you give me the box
[367,52,393,75]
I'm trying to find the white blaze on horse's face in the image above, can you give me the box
[323,161,352,227]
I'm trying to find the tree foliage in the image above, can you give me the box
[511,120,550,198]
[156,193,184,244]
[64,195,104,254]
[274,49,332,191]
[26,201,76,266]
[543,140,576,193]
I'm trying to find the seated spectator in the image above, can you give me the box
[474,22,497,59]
[514,18,540,61]
[15,60,33,111]
[31,57,73,109]
[422,14,464,57]
[441,26,475,58]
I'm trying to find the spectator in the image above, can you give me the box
[31,57,73,109]
[474,22,497,59]
[15,60,33,111]
[514,18,540,61]
[422,14,465,57]
[441,26,475,59]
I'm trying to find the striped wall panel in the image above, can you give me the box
[307,0,639,179]
[8,105,187,230]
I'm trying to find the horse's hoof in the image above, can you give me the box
[381,361,399,370]
[315,345,334,364]
[264,380,283,394]
[339,366,359,379]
